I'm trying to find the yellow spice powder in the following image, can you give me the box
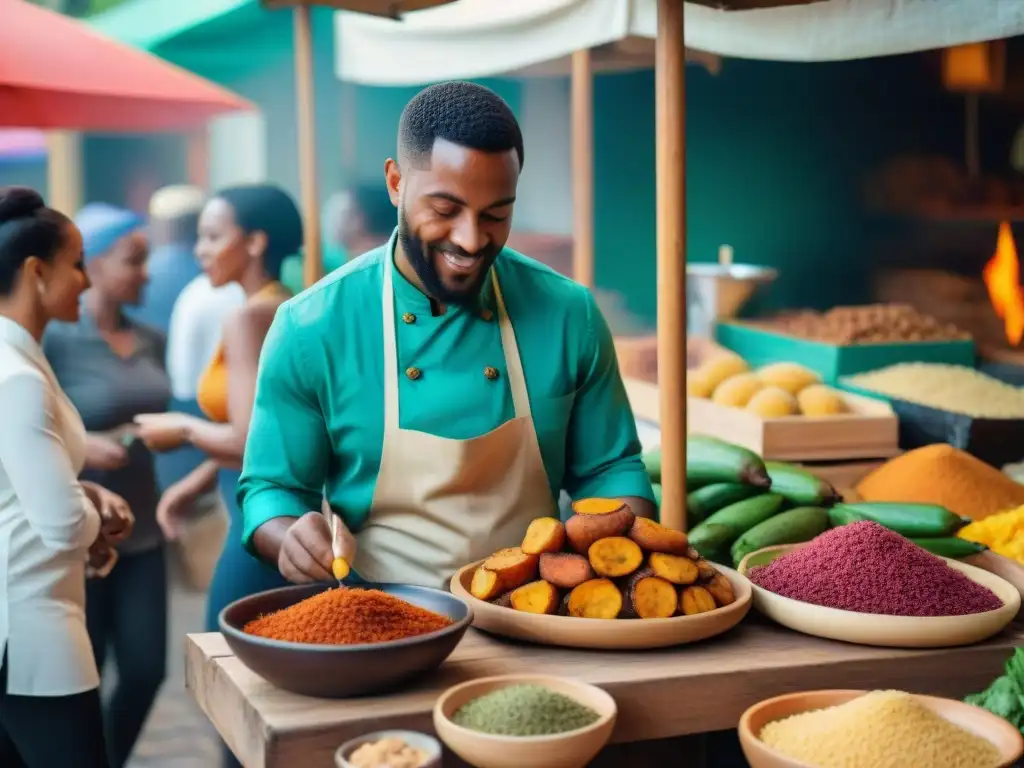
[959,504,1024,564]
[759,690,1001,768]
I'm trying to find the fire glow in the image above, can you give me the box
[983,221,1024,346]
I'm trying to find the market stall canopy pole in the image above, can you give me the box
[0,0,252,131]
[293,5,323,288]
[656,0,686,532]
[571,49,595,289]
[261,0,455,289]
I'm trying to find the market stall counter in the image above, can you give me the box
[186,617,1024,768]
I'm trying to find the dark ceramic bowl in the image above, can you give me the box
[219,582,473,699]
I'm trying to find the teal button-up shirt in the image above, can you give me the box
[238,237,654,550]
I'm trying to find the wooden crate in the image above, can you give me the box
[687,392,900,462]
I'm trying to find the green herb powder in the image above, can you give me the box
[452,684,601,736]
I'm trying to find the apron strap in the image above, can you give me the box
[491,274,532,420]
[382,257,400,432]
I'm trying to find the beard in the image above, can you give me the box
[397,207,499,305]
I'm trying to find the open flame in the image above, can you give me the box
[983,221,1024,346]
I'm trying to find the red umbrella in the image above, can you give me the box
[0,0,253,131]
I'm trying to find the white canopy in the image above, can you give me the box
[336,0,1024,85]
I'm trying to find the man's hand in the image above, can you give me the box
[81,481,134,545]
[277,512,337,584]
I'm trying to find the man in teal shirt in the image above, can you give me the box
[239,81,654,588]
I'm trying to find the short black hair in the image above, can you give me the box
[398,81,524,170]
[214,184,303,281]
[0,187,71,296]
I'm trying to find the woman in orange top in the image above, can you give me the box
[134,185,301,635]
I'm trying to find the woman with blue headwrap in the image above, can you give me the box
[133,185,299,767]
[43,202,172,768]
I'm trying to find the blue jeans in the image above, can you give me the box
[85,545,167,768]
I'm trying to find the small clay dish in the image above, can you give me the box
[739,690,1024,768]
[433,674,617,768]
[219,582,472,698]
[335,729,441,768]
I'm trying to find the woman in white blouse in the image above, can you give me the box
[0,187,134,768]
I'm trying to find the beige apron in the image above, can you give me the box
[352,259,557,587]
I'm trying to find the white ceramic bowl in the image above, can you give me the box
[335,729,442,768]
[433,674,617,768]
[738,544,1021,648]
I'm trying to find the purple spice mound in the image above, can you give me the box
[748,521,1003,617]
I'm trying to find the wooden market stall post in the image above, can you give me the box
[261,0,457,289]
[655,0,687,532]
[571,49,595,289]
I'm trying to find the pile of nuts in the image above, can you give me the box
[762,304,970,345]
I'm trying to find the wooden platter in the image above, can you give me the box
[449,562,751,650]
[737,544,1020,648]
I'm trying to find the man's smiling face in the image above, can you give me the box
[389,138,519,305]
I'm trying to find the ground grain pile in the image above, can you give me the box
[760,690,1001,768]
[846,363,1024,417]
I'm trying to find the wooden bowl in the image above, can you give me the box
[433,674,617,768]
[737,544,1021,648]
[219,582,472,698]
[449,562,751,649]
[739,689,1024,768]
[335,729,442,768]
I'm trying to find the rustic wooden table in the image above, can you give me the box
[186,615,1024,768]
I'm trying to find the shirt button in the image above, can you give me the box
[406,366,422,380]
[484,366,500,381]
[402,312,416,324]
[480,308,494,322]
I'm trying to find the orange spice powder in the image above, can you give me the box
[243,588,453,645]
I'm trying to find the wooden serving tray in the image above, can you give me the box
[449,562,752,650]
[687,391,900,462]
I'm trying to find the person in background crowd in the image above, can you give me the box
[279,183,394,294]
[124,185,204,334]
[162,204,246,500]
[133,184,301,768]
[0,187,133,768]
[44,203,172,768]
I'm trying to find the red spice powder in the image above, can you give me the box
[243,588,453,645]
[749,521,1003,617]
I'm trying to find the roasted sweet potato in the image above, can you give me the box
[628,518,689,555]
[470,567,504,601]
[692,557,716,581]
[510,580,560,615]
[481,547,538,591]
[648,553,699,585]
[566,578,623,619]
[680,585,718,616]
[521,517,566,556]
[588,536,644,578]
[565,500,636,554]
[622,569,678,619]
[704,572,736,607]
[539,552,595,589]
